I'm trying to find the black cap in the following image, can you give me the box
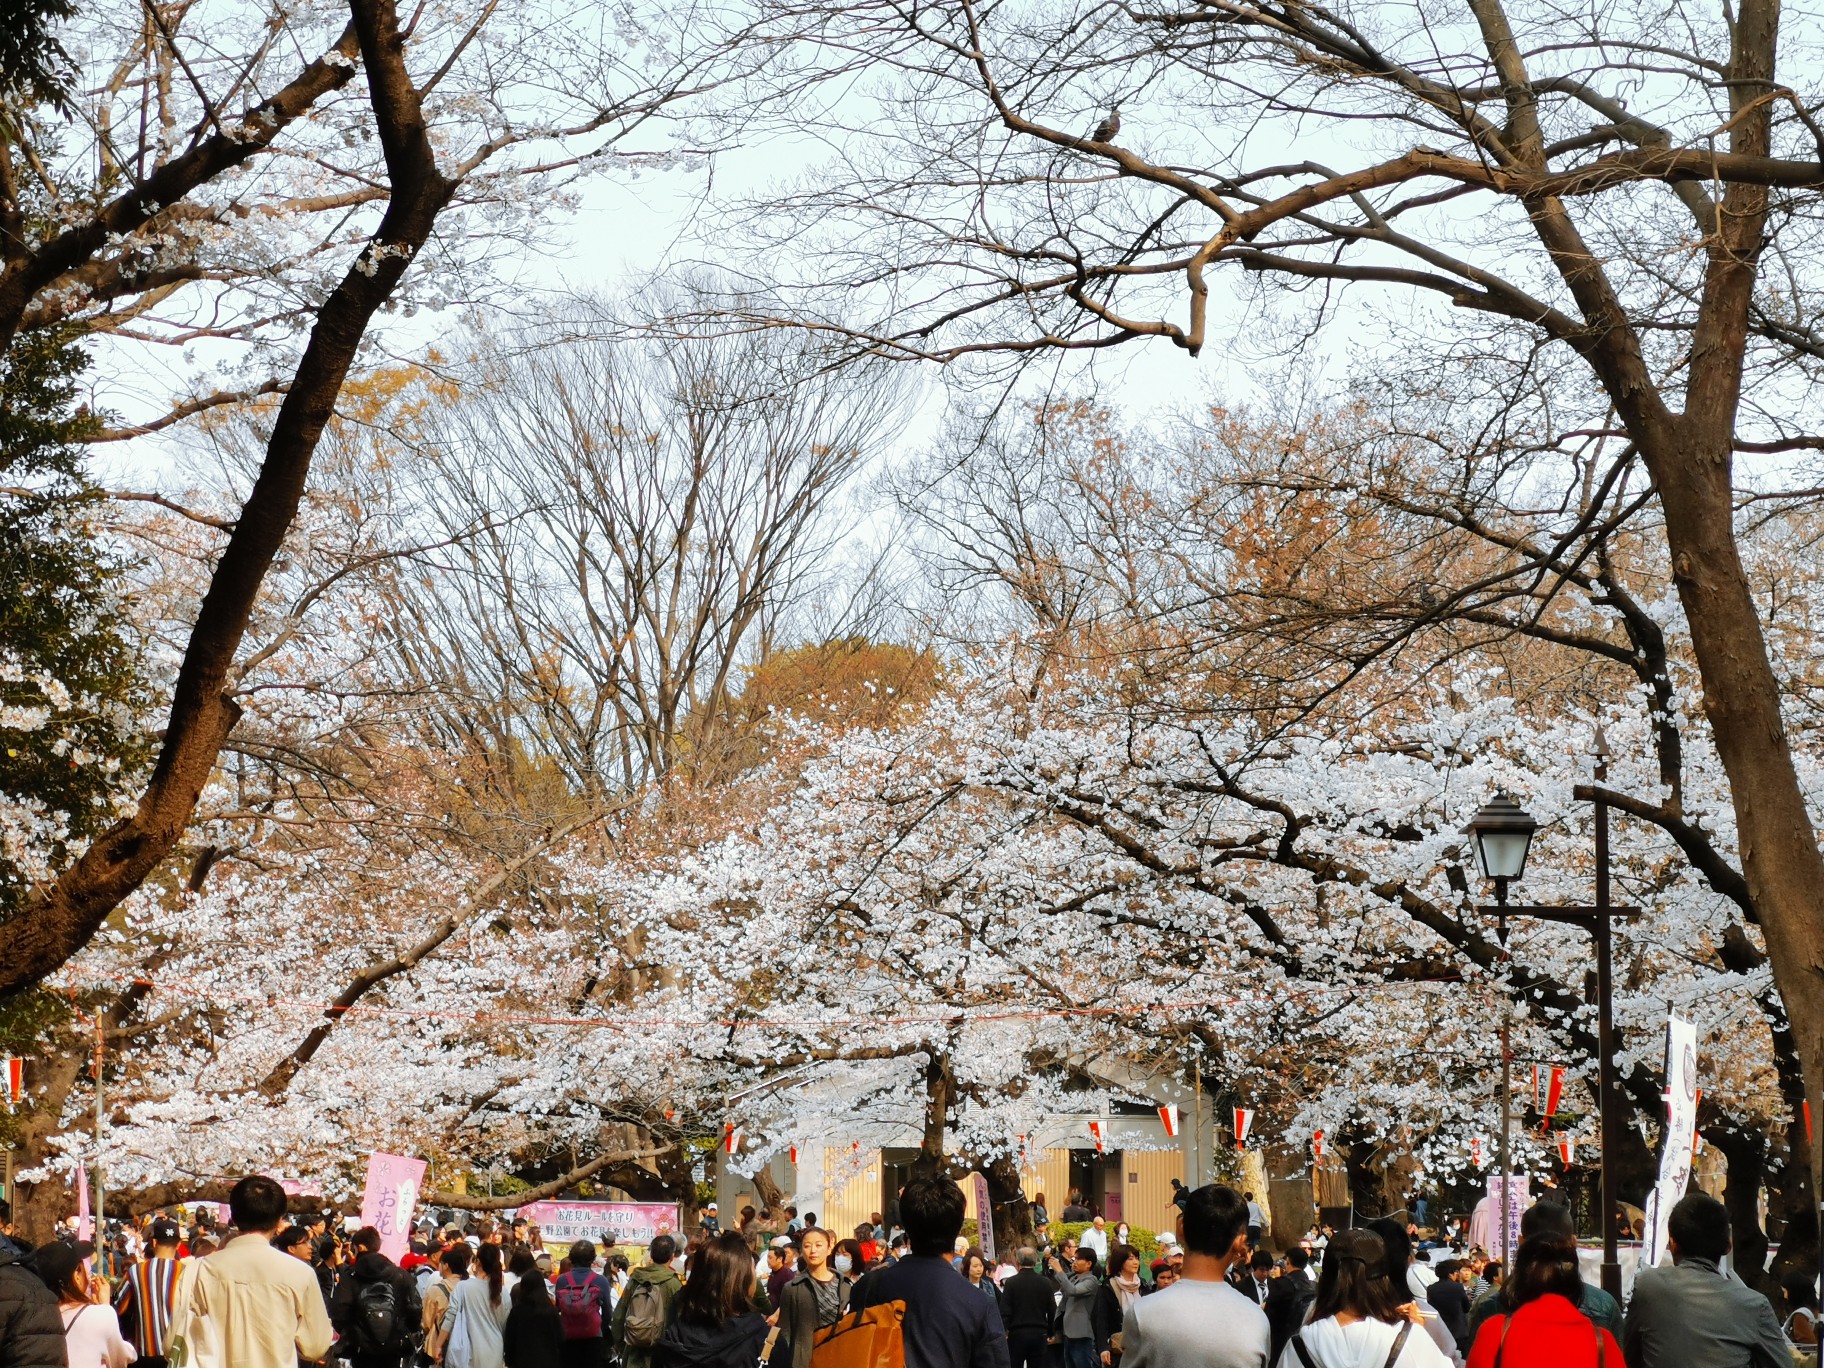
[150,1218,182,1242]
[33,1239,94,1293]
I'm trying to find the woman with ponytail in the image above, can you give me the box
[444,1241,513,1368]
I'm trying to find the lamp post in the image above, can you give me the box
[1467,762,1639,1302]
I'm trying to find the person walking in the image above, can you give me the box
[611,1236,682,1368]
[1051,1247,1102,1368]
[167,1175,334,1368]
[1096,1248,1144,1368]
[36,1241,133,1368]
[653,1234,770,1368]
[849,1174,1006,1368]
[1620,1192,1787,1368]
[1115,1185,1268,1368]
[0,1225,64,1368]
[332,1225,424,1368]
[114,1217,184,1368]
[443,1243,511,1368]
[1464,1206,1615,1342]
[962,1251,1001,1312]
[1275,1229,1449,1368]
[1465,1232,1623,1368]
[551,1241,614,1368]
[774,1227,853,1368]
[425,1243,467,1365]
[1000,1250,1056,1368]
[503,1265,565,1368]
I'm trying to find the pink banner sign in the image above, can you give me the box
[360,1153,426,1262]
[516,1201,679,1247]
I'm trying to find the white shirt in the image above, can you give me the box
[1081,1227,1110,1260]
[1247,1202,1266,1227]
[1122,1279,1270,1368]
[63,1302,133,1368]
[1275,1315,1452,1368]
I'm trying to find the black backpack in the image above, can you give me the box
[349,1277,420,1357]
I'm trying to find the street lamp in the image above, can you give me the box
[1466,766,1637,1302]
[1466,793,1538,940]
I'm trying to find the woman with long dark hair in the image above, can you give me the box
[503,1252,564,1368]
[655,1232,770,1368]
[1276,1229,1451,1368]
[1464,1234,1622,1368]
[444,1241,512,1368]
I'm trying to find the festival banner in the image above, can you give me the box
[1312,1130,1324,1162]
[971,1172,996,1263]
[1233,1107,1254,1148]
[1539,1067,1565,1128]
[1641,1013,1699,1268]
[1158,1105,1179,1137]
[1089,1120,1106,1153]
[724,1123,742,1155]
[516,1201,679,1247]
[359,1153,426,1263]
[2,1057,21,1108]
[1557,1137,1574,1168]
[1487,1173,1528,1262]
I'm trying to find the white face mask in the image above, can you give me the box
[832,1255,853,1274]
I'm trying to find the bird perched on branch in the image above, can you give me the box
[1090,106,1121,143]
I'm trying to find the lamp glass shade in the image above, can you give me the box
[1475,829,1532,880]
[1466,793,1538,882]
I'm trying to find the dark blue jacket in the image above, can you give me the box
[854,1255,1008,1368]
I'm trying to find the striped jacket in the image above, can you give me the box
[116,1257,185,1358]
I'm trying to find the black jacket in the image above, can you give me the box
[1428,1276,1471,1350]
[503,1295,566,1368]
[655,1312,771,1368]
[1265,1271,1315,1364]
[0,1246,66,1368]
[331,1251,424,1366]
[998,1270,1056,1339]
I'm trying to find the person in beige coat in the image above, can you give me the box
[169,1176,333,1368]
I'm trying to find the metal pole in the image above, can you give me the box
[93,1017,105,1242]
[1593,760,1623,1301]
[1192,1057,1203,1187]
[1499,1018,1512,1269]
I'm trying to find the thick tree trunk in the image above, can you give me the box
[982,1153,1034,1253]
[11,1033,90,1242]
[1708,1126,1772,1297]
[913,1049,955,1180]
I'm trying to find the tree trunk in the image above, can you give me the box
[913,1049,954,1179]
[11,1031,90,1242]
[982,1152,1035,1253]
[1708,1125,1772,1298]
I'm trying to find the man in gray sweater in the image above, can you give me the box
[1622,1192,1788,1368]
[1118,1186,1268,1368]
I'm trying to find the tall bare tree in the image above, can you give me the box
[0,0,783,992]
[723,0,1824,1191]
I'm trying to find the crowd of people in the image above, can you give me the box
[0,1176,1814,1368]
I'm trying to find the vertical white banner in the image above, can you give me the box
[1642,1013,1699,1267]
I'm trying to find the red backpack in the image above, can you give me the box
[554,1270,606,1340]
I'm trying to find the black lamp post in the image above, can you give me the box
[1466,767,1638,1302]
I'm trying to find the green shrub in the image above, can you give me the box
[1049,1220,1161,1265]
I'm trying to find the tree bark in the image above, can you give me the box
[982,1152,1035,1253]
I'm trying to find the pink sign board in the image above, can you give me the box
[361,1153,426,1262]
[516,1201,680,1247]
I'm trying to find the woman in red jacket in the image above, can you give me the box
[1466,1232,1623,1368]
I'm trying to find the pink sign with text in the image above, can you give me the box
[360,1153,426,1262]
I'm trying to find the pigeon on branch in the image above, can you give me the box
[1090,107,1122,143]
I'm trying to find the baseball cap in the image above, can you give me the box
[150,1218,182,1242]
[1156,1231,1178,1245]
[770,1235,792,1249]
[34,1240,95,1292]
[706,1202,718,1211]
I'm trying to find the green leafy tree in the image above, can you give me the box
[0,334,147,918]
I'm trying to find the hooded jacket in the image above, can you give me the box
[654,1311,769,1368]
[0,1247,66,1368]
[332,1250,424,1366]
